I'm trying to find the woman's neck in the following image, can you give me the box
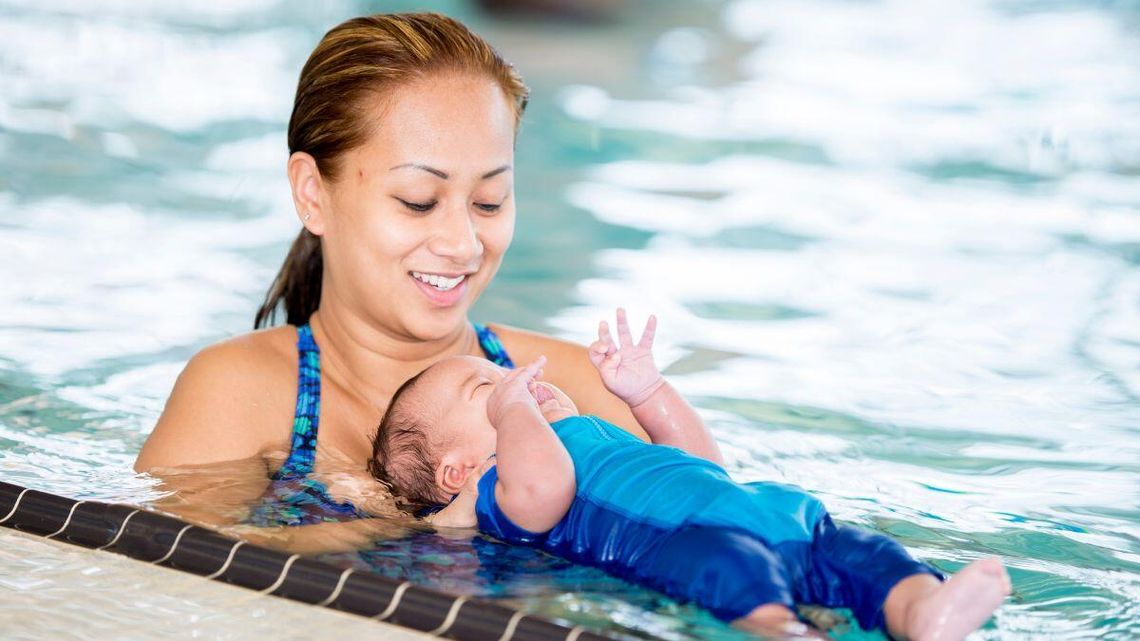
[308,303,478,411]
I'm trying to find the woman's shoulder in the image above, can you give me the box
[177,326,299,418]
[134,325,300,471]
[484,322,592,389]
[194,325,298,370]
[484,322,587,361]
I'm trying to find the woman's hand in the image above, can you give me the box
[486,356,546,427]
[588,309,665,408]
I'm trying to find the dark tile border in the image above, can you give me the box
[0,481,613,641]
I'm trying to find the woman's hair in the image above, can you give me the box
[255,13,530,328]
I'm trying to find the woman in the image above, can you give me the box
[134,13,646,534]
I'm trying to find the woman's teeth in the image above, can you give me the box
[411,271,466,291]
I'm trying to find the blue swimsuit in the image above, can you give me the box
[475,415,941,632]
[248,322,514,527]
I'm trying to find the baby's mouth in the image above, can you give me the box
[410,271,467,292]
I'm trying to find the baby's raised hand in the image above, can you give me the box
[588,309,665,407]
[486,356,546,427]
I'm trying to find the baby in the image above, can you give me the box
[370,310,1010,640]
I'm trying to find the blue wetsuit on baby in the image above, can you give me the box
[249,322,514,526]
[475,414,941,633]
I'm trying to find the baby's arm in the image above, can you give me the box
[487,357,576,533]
[590,309,725,465]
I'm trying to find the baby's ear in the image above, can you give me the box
[438,461,469,496]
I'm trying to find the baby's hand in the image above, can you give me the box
[486,356,546,427]
[531,381,579,423]
[588,309,665,407]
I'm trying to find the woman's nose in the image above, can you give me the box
[428,205,483,265]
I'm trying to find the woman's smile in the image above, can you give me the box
[409,269,473,307]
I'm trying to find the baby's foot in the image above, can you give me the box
[906,558,1010,641]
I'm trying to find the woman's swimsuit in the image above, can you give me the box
[248,322,515,527]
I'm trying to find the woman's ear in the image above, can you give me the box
[287,151,328,236]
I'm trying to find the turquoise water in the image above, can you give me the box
[1,0,1138,639]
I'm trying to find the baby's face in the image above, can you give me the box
[420,355,508,478]
[414,355,577,500]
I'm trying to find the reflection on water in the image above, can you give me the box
[1,0,1138,639]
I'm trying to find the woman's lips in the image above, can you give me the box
[409,272,470,307]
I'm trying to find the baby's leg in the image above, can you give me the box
[806,515,1008,640]
[883,557,1010,641]
[640,525,814,632]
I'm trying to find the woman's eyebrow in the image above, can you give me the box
[389,164,512,180]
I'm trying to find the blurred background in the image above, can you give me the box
[1,0,1138,639]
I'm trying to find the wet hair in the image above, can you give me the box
[255,12,530,328]
[369,369,443,513]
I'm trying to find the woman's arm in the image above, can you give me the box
[488,324,649,441]
[135,333,299,529]
[229,518,415,554]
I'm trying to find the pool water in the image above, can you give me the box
[1,0,1138,639]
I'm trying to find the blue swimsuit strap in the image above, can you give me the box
[273,323,322,480]
[473,322,516,369]
[275,322,513,480]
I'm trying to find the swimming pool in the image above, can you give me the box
[1,0,1137,639]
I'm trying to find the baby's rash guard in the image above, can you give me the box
[474,415,826,575]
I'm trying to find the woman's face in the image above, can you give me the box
[320,72,517,341]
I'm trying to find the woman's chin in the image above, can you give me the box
[401,303,474,341]
[391,273,489,340]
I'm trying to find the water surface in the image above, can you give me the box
[1,0,1137,639]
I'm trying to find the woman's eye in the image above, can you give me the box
[474,202,501,213]
[398,198,436,213]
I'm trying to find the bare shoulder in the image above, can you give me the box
[190,327,297,390]
[486,323,587,363]
[486,323,598,387]
[487,323,647,440]
[134,326,299,472]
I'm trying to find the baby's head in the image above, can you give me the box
[369,355,505,511]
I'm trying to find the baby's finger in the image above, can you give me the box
[521,356,547,380]
[500,366,524,384]
[638,314,657,349]
[616,308,634,347]
[598,320,616,350]
[501,362,535,387]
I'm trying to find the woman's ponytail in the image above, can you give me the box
[254,228,323,328]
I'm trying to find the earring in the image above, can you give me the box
[303,212,312,221]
